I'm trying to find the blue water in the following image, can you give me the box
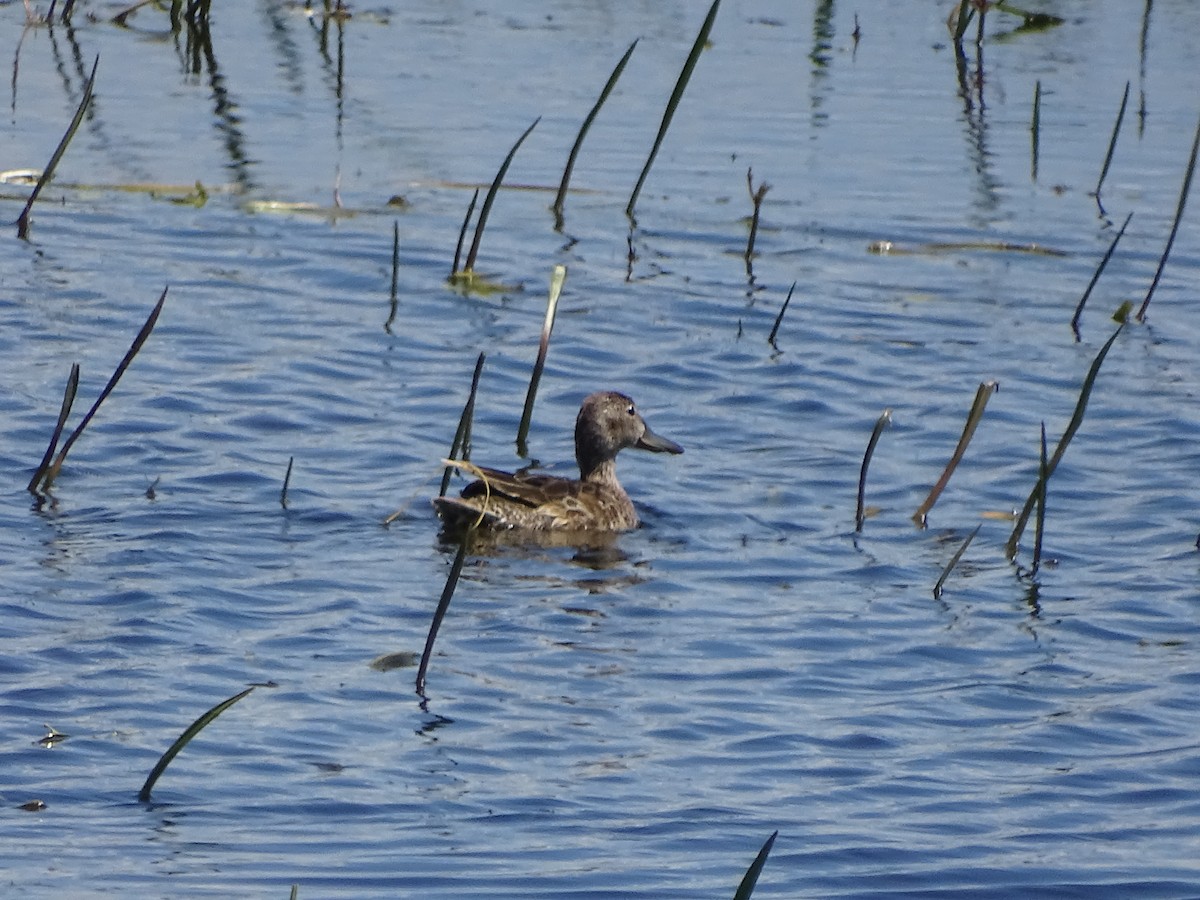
[4,1,1200,896]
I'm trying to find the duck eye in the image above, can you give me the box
[626,404,636,416]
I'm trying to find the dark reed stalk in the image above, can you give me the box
[855,408,892,532]
[1093,81,1130,212]
[439,353,486,497]
[460,118,540,277]
[767,281,797,349]
[626,0,722,219]
[1071,210,1132,339]
[416,530,473,697]
[280,456,294,509]
[138,686,255,803]
[450,189,479,278]
[27,363,80,494]
[552,39,639,230]
[1030,422,1048,575]
[517,265,567,457]
[733,831,777,900]
[36,287,168,493]
[1135,111,1200,323]
[1005,322,1124,559]
[386,220,399,331]
[951,0,973,46]
[932,523,981,600]
[744,168,770,275]
[16,55,98,239]
[1030,80,1040,181]
[912,380,998,528]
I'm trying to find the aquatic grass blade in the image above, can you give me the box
[416,530,473,697]
[1136,111,1200,322]
[855,408,892,532]
[15,55,98,239]
[626,0,721,219]
[553,39,638,228]
[517,265,567,456]
[386,220,400,331]
[138,686,255,803]
[744,168,770,275]
[280,456,294,509]
[913,381,998,528]
[1005,323,1123,559]
[461,118,540,275]
[451,189,479,278]
[38,286,168,492]
[767,281,796,349]
[28,363,80,494]
[439,353,486,497]
[1070,210,1132,338]
[1030,80,1040,181]
[932,523,981,600]
[732,830,777,900]
[1093,81,1130,210]
[1031,422,1048,575]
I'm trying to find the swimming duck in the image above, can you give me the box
[433,391,683,533]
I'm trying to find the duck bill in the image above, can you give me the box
[636,426,684,455]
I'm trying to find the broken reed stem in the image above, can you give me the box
[36,286,168,494]
[439,352,486,498]
[461,118,540,275]
[932,523,981,600]
[1135,110,1200,323]
[626,0,722,219]
[280,456,294,509]
[1094,80,1130,209]
[16,55,98,239]
[516,265,567,457]
[1071,210,1132,338]
[451,189,479,278]
[1030,422,1048,575]
[767,281,797,349]
[138,685,255,803]
[1005,323,1124,559]
[552,39,639,229]
[855,408,892,532]
[744,168,770,274]
[416,529,473,698]
[28,363,80,494]
[1030,80,1041,181]
[912,380,998,528]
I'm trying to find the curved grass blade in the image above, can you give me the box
[1071,211,1132,339]
[138,686,255,803]
[1136,111,1200,322]
[1030,422,1048,575]
[932,523,981,600]
[856,408,892,532]
[16,55,99,239]
[439,352,486,498]
[767,281,797,349]
[461,118,540,276]
[416,529,473,697]
[1093,81,1130,211]
[39,286,168,492]
[733,830,777,900]
[552,39,638,229]
[28,363,80,494]
[280,456,294,509]
[626,0,722,219]
[450,189,478,279]
[913,381,998,528]
[517,265,567,457]
[1005,323,1123,559]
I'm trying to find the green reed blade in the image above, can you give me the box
[1136,111,1200,322]
[440,353,486,497]
[626,0,722,219]
[913,381,998,528]
[767,281,797,349]
[138,686,255,803]
[28,363,80,494]
[280,456,294,509]
[1093,81,1130,208]
[856,408,892,532]
[951,0,974,45]
[732,830,777,900]
[16,55,98,239]
[416,529,473,697]
[39,286,168,492]
[462,118,540,274]
[517,265,567,457]
[1071,210,1132,338]
[451,189,478,278]
[1030,422,1048,575]
[1005,323,1123,559]
[552,39,638,229]
[1030,80,1040,181]
[932,523,981,600]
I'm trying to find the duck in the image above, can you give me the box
[433,391,683,533]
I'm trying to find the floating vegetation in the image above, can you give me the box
[913,381,998,528]
[855,408,892,532]
[517,265,567,457]
[867,239,1065,257]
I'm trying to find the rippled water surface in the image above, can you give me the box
[4,1,1200,897]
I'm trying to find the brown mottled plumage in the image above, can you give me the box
[433,391,683,533]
